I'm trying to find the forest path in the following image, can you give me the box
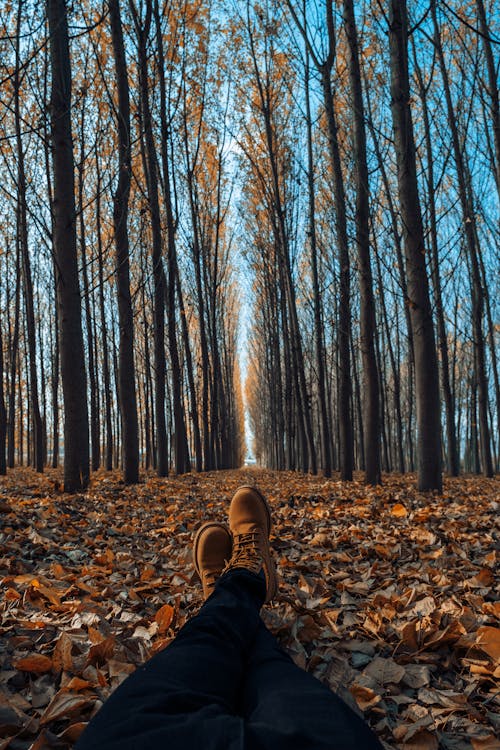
[0,468,498,748]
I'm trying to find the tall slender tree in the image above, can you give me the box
[47,0,89,491]
[0,322,6,475]
[109,0,140,483]
[388,0,442,491]
[286,0,353,479]
[344,0,381,485]
[15,0,43,472]
[131,0,168,475]
[431,0,493,478]
[153,0,190,474]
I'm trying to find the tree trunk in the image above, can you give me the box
[7,244,20,469]
[476,0,500,197]
[373,229,405,473]
[184,152,212,470]
[321,68,353,480]
[304,34,331,477]
[110,0,139,483]
[47,0,89,491]
[432,0,493,477]
[95,147,113,471]
[131,0,168,475]
[175,257,202,471]
[42,51,59,469]
[77,102,99,473]
[413,46,459,476]
[15,0,43,473]
[388,0,442,491]
[0,323,6,474]
[153,0,190,474]
[344,0,380,484]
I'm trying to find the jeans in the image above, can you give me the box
[76,569,383,749]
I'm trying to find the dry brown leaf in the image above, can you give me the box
[107,659,135,678]
[401,729,439,750]
[408,597,436,618]
[64,678,93,691]
[4,588,21,601]
[364,656,405,685]
[13,655,52,674]
[50,562,66,579]
[402,664,431,688]
[417,687,467,709]
[57,721,88,743]
[471,735,500,750]
[475,626,500,662]
[40,690,96,725]
[349,683,382,711]
[51,632,73,673]
[87,636,115,667]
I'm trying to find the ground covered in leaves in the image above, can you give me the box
[0,468,499,750]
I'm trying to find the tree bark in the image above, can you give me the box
[0,322,6,474]
[344,0,381,484]
[432,0,493,477]
[7,244,20,469]
[15,0,43,473]
[153,0,190,474]
[413,45,459,476]
[77,100,99,473]
[388,0,442,491]
[110,0,140,483]
[476,0,500,197]
[47,0,90,491]
[131,0,168,475]
[304,29,331,477]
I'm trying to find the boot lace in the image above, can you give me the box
[223,531,263,574]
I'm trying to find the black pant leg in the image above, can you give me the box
[76,569,265,750]
[243,623,384,750]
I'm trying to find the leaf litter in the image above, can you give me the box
[0,467,498,749]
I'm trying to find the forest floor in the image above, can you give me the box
[0,467,499,750]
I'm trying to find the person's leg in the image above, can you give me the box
[243,622,384,750]
[76,568,266,750]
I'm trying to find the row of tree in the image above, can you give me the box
[244,0,498,490]
[0,0,498,492]
[0,0,245,490]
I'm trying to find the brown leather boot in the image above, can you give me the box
[193,522,232,600]
[222,486,278,603]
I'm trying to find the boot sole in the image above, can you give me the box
[192,522,232,579]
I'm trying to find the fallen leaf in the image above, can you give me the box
[52,632,73,673]
[475,627,500,662]
[87,636,114,667]
[13,655,52,674]
[40,690,96,725]
[155,604,175,634]
[64,677,93,691]
[402,664,431,688]
[471,735,500,750]
[349,683,382,711]
[4,589,21,601]
[58,722,87,742]
[364,656,406,685]
[402,729,439,749]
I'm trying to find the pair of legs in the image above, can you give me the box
[76,568,382,749]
